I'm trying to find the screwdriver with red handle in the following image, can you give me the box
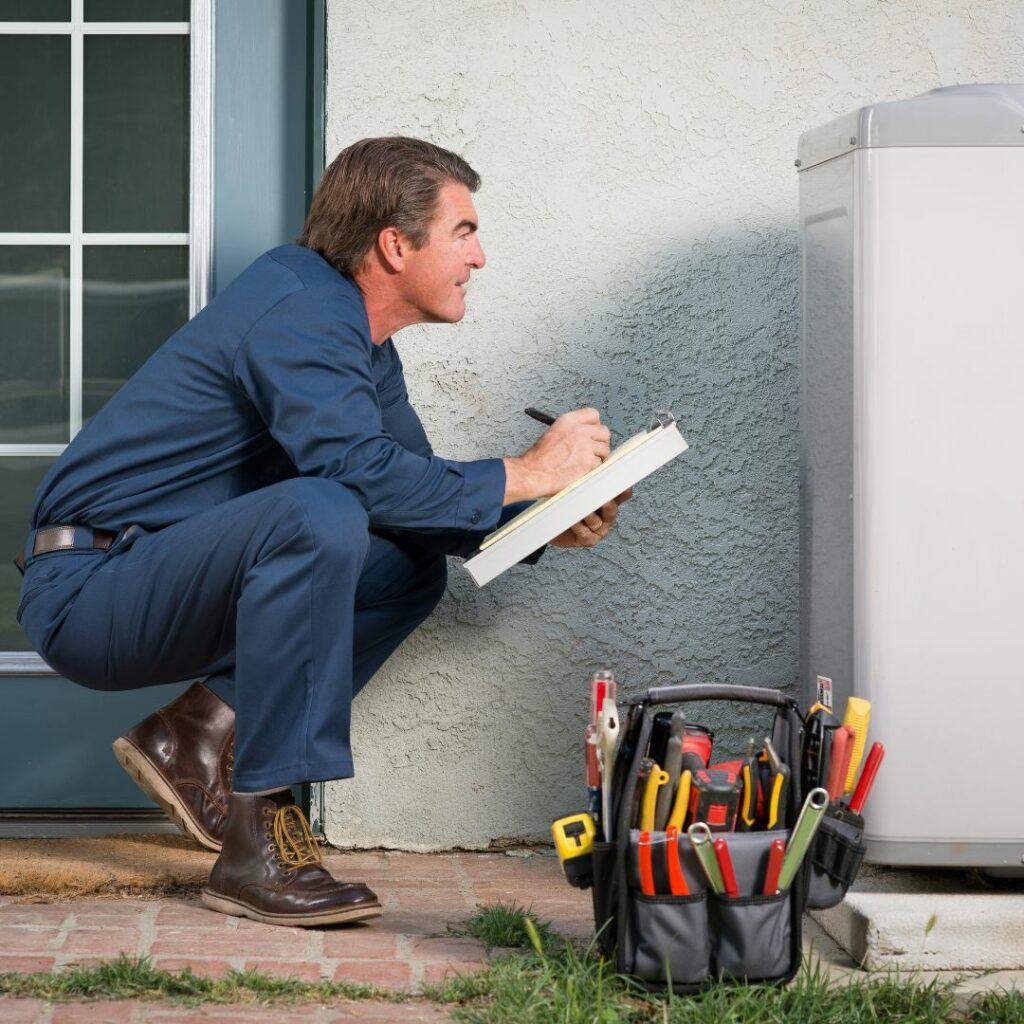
[825,726,856,801]
[762,838,785,895]
[713,837,740,897]
[823,740,885,831]
[849,742,885,814]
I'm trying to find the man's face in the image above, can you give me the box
[401,181,485,324]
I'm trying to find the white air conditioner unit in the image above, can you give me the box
[798,84,1024,872]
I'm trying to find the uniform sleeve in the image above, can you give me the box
[384,501,547,565]
[232,286,505,532]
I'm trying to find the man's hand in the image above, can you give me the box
[503,408,610,504]
[550,488,633,548]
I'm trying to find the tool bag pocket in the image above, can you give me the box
[628,892,711,986]
[806,812,866,910]
[709,890,793,981]
[590,841,619,957]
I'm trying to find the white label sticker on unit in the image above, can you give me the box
[816,675,833,711]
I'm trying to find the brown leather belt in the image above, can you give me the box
[13,525,118,575]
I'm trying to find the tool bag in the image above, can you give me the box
[588,683,823,992]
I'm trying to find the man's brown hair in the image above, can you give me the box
[297,136,481,277]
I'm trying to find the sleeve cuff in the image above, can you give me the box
[457,458,506,532]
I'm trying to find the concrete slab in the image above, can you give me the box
[811,864,1024,971]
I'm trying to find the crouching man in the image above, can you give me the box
[16,137,628,927]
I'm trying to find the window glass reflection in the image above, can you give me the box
[83,34,189,232]
[84,0,188,19]
[0,247,70,444]
[83,246,189,421]
[0,1,69,20]
[0,35,71,232]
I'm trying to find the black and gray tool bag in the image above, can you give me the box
[587,683,864,994]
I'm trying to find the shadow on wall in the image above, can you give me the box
[326,222,802,849]
[446,221,801,683]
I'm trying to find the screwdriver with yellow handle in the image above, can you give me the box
[738,738,758,831]
[765,763,790,829]
[841,697,871,794]
[640,763,670,832]
[666,769,692,831]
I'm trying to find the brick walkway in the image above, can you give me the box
[0,849,592,1023]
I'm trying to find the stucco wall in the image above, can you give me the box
[323,1,1023,849]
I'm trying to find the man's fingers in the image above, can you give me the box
[599,501,618,524]
[570,520,600,547]
[614,487,633,504]
[562,406,600,425]
[583,512,603,531]
[594,440,611,460]
[593,425,611,443]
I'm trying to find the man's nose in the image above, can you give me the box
[469,236,486,269]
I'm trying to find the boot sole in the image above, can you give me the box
[200,888,383,927]
[112,736,223,852]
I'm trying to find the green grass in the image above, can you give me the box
[429,946,1022,1024]
[2,904,1023,1022]
[451,901,559,951]
[0,953,396,1007]
[971,988,1024,1024]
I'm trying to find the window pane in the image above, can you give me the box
[0,247,70,444]
[0,457,55,652]
[0,0,69,18]
[83,35,189,232]
[85,0,188,19]
[83,245,188,421]
[0,36,70,232]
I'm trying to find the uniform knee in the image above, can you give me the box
[266,477,370,565]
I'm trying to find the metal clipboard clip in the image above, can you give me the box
[649,410,676,430]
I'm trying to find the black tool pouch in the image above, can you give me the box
[590,840,618,957]
[806,806,866,910]
[603,684,808,994]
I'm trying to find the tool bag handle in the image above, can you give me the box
[644,683,797,709]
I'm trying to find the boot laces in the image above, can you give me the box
[272,804,322,869]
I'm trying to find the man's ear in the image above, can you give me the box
[377,227,406,273]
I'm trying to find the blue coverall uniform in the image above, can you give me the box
[17,244,535,793]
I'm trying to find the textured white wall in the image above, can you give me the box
[323,1,1023,849]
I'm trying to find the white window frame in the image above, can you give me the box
[0,0,214,674]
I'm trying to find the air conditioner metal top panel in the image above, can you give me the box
[797,84,1024,171]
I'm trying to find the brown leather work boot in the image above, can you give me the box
[201,790,381,927]
[113,681,234,851]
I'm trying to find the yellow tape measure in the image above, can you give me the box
[551,813,597,889]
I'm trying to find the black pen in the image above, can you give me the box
[524,406,557,426]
